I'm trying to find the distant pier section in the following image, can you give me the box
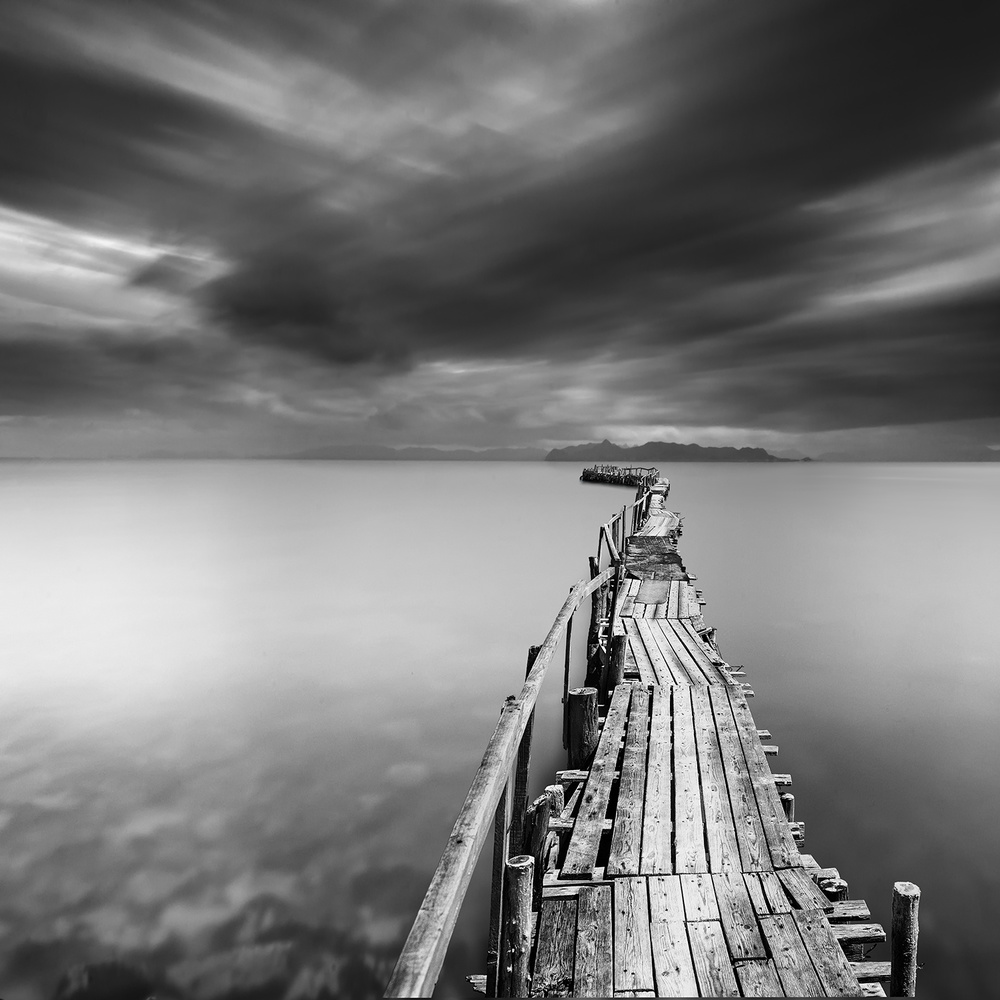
[581,464,662,491]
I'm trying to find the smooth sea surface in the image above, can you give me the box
[0,460,997,999]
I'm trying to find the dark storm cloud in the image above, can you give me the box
[1,0,1000,448]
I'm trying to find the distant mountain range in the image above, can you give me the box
[544,439,791,462]
[288,444,546,461]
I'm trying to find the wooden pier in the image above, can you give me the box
[580,465,660,490]
[386,479,919,997]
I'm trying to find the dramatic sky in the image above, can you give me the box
[2,0,999,458]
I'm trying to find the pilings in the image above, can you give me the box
[890,881,920,997]
[567,687,599,769]
[499,856,534,997]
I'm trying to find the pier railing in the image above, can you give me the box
[385,563,616,997]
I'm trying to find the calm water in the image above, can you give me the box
[0,461,997,999]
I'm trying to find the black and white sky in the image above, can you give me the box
[2,0,999,458]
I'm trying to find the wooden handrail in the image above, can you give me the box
[385,565,616,998]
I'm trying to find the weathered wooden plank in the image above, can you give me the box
[743,873,770,916]
[680,872,720,921]
[623,619,657,687]
[707,685,769,872]
[726,687,799,869]
[672,687,709,873]
[860,983,887,997]
[667,580,680,618]
[634,617,678,686]
[561,685,631,879]
[640,686,672,875]
[613,877,655,994]
[830,899,872,923]
[759,912,825,996]
[792,907,864,996]
[574,885,613,997]
[531,897,577,997]
[713,870,768,960]
[652,602,667,619]
[649,920,698,997]
[850,960,891,983]
[832,923,886,946]
[735,959,785,997]
[607,686,650,876]
[690,685,741,873]
[667,619,719,685]
[676,582,689,619]
[621,579,638,618]
[687,920,740,997]
[757,871,793,913]
[659,620,712,685]
[646,622,694,685]
[777,866,834,914]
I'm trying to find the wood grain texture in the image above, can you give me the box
[613,877,655,994]
[561,684,631,879]
[687,920,740,997]
[573,885,613,997]
[713,870,768,960]
[734,958,785,997]
[759,912,825,997]
[649,878,699,998]
[607,686,650,876]
[531,897,577,997]
[792,907,864,997]
[690,685,741,873]
[672,687,709,873]
[708,685,769,872]
[640,686,673,875]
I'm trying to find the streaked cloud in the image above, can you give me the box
[1,0,999,457]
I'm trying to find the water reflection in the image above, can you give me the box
[0,461,997,999]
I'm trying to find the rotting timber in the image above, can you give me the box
[385,478,920,998]
[580,465,659,489]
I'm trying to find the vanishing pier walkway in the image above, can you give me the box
[386,479,918,998]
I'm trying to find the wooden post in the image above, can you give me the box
[562,606,574,749]
[820,877,848,902]
[509,646,540,854]
[500,855,534,997]
[890,881,920,997]
[486,780,511,996]
[621,504,628,551]
[780,792,795,822]
[607,633,627,696]
[568,687,599,768]
[522,792,552,906]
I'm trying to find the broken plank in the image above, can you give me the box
[640,686,672,875]
[662,619,714,685]
[687,920,740,997]
[757,871,793,913]
[623,619,657,686]
[742,873,771,916]
[830,900,872,923]
[831,923,886,946]
[759,912,825,996]
[531,897,576,997]
[574,885,613,997]
[561,685,631,879]
[777,867,834,914]
[791,907,864,997]
[613,877,655,994]
[849,961,891,983]
[607,686,650,876]
[713,871,767,960]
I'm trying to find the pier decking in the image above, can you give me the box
[386,478,917,998]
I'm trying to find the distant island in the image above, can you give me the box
[544,439,791,462]
[280,440,794,461]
